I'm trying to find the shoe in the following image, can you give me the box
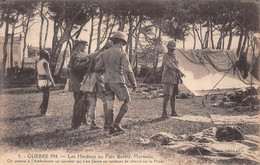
[170,112,179,117]
[162,113,168,118]
[90,124,102,130]
[112,122,125,134]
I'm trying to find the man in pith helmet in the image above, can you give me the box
[161,41,185,118]
[95,31,137,134]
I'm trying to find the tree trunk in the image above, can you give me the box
[245,35,250,54]
[39,1,44,53]
[1,14,10,76]
[107,18,116,40]
[192,25,196,49]
[10,15,18,69]
[216,31,222,49]
[52,24,73,74]
[240,30,248,56]
[126,15,133,54]
[20,17,30,75]
[118,16,126,31]
[195,24,203,49]
[236,29,244,57]
[134,16,142,69]
[96,9,103,50]
[43,15,49,49]
[203,21,209,49]
[57,41,69,76]
[153,24,162,70]
[210,22,215,49]
[74,24,84,39]
[51,21,60,72]
[227,22,232,50]
[222,32,226,50]
[100,14,111,44]
[88,16,94,54]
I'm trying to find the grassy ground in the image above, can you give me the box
[0,86,259,165]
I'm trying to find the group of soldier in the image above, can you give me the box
[36,30,184,135]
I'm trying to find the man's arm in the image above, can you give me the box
[164,55,185,77]
[94,53,105,72]
[71,52,90,71]
[43,61,55,86]
[121,53,137,89]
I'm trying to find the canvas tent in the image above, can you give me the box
[174,48,260,96]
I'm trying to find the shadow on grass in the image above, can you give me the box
[2,128,110,150]
[2,85,64,95]
[6,114,43,122]
[124,117,167,128]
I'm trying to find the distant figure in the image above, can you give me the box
[95,31,137,135]
[69,40,90,129]
[36,49,55,115]
[80,40,113,130]
[161,41,184,118]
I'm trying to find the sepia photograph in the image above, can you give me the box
[0,0,259,164]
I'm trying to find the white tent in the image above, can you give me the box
[175,49,260,96]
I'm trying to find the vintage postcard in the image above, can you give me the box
[0,0,259,165]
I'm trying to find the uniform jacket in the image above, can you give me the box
[95,46,137,88]
[69,49,90,92]
[80,51,105,93]
[162,52,181,84]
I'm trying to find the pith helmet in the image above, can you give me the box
[110,31,127,45]
[166,41,176,49]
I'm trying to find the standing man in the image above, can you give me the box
[69,40,90,129]
[161,41,185,118]
[80,40,113,130]
[95,31,137,135]
[36,49,56,115]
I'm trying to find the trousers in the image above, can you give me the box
[39,86,50,114]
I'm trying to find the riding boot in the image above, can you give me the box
[112,104,128,133]
[106,109,115,134]
[162,96,169,118]
[103,101,109,130]
[103,112,109,130]
[170,95,178,116]
[114,103,128,124]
